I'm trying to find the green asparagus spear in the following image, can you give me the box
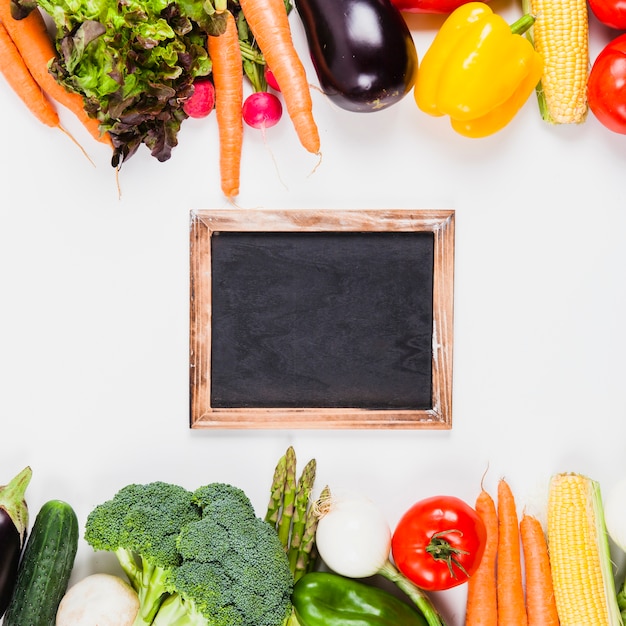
[265,451,288,531]
[288,458,316,571]
[293,484,329,582]
[277,446,297,548]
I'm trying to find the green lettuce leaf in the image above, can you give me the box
[34,0,217,165]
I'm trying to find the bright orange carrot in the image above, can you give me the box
[496,478,528,626]
[0,19,59,127]
[466,488,498,626]
[238,0,320,154]
[0,4,110,146]
[520,514,559,626]
[207,11,243,200]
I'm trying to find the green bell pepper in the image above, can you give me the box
[292,571,429,626]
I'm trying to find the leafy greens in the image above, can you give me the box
[17,0,227,165]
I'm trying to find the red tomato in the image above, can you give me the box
[391,495,487,591]
[588,0,626,30]
[588,34,626,134]
[389,0,488,14]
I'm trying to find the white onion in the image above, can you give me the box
[315,494,391,578]
[56,573,139,626]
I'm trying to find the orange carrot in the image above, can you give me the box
[496,478,528,626]
[466,488,498,626]
[238,0,320,154]
[520,514,559,626]
[0,19,59,127]
[207,11,243,200]
[0,4,110,146]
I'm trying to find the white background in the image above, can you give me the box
[2,0,626,623]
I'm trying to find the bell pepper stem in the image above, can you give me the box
[510,13,535,36]
[378,560,447,626]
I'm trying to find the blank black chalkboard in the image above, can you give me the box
[210,231,434,409]
[189,209,455,429]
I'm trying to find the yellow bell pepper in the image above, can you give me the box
[414,2,543,138]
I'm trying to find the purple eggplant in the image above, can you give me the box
[295,0,418,112]
[0,467,32,617]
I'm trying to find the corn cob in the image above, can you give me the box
[521,0,589,123]
[547,473,622,626]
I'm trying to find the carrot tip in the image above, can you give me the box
[308,151,322,176]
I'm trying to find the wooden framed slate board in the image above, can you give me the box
[189,209,455,429]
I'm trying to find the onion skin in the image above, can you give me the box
[315,496,392,578]
[295,0,418,112]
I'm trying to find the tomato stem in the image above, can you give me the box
[426,529,470,578]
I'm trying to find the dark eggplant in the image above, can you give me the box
[295,0,418,112]
[0,467,32,617]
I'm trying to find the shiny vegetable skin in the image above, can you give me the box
[0,518,21,617]
[390,0,486,13]
[588,33,626,134]
[0,467,32,618]
[414,4,542,138]
[391,495,487,591]
[3,500,78,626]
[295,0,418,111]
[588,0,626,30]
[293,571,428,626]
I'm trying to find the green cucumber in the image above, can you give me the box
[3,499,79,626]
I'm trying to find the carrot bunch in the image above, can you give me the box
[208,0,320,199]
[0,3,109,146]
[1,0,320,198]
[466,478,559,626]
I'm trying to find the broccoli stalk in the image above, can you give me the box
[151,592,209,626]
[109,547,172,624]
[84,482,202,625]
[130,560,172,625]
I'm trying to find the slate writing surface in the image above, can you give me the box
[210,231,435,409]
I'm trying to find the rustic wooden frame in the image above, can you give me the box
[189,209,455,429]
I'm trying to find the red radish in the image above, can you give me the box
[242,92,283,129]
[183,78,215,118]
[265,67,281,91]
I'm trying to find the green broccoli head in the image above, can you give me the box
[191,482,257,521]
[85,481,201,562]
[172,484,293,626]
[86,481,293,626]
[84,481,202,625]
